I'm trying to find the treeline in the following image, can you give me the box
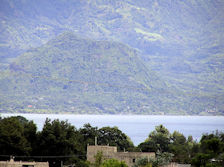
[0,116,223,167]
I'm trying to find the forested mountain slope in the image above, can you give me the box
[0,32,171,114]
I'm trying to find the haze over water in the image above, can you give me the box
[2,114,224,145]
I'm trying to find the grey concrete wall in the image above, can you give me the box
[0,160,49,167]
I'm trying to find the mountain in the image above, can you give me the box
[0,0,224,115]
[0,32,172,114]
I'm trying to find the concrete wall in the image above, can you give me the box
[161,163,191,167]
[87,145,117,163]
[87,145,155,167]
[0,159,49,167]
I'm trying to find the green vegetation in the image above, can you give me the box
[138,125,224,167]
[0,116,223,167]
[0,32,223,115]
[0,116,134,167]
[133,152,174,167]
[93,151,104,167]
[92,151,128,167]
[0,32,178,115]
[0,116,35,156]
[101,159,128,167]
[99,157,128,167]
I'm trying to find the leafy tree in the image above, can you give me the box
[0,116,32,159]
[36,118,83,167]
[138,140,157,152]
[191,131,224,167]
[101,159,128,167]
[191,153,210,167]
[98,126,134,151]
[138,125,170,153]
[200,133,223,156]
[79,123,99,144]
[77,123,100,163]
[23,120,38,155]
[12,116,38,155]
[190,141,200,159]
[169,131,190,163]
[154,151,173,167]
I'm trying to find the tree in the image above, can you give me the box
[36,118,83,167]
[79,123,99,147]
[191,153,210,167]
[0,116,32,159]
[23,119,38,156]
[169,131,190,163]
[154,151,173,167]
[98,126,134,151]
[191,131,224,167]
[138,140,157,152]
[200,133,223,157]
[138,125,170,153]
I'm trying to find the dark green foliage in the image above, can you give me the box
[78,124,135,153]
[98,126,134,151]
[138,125,171,152]
[79,123,99,149]
[191,132,224,167]
[138,125,224,166]
[191,153,211,167]
[138,140,157,152]
[200,134,223,156]
[36,118,84,167]
[0,116,36,159]
[169,131,191,163]
[23,120,37,155]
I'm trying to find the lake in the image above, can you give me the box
[1,113,224,145]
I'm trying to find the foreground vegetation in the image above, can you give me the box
[0,116,223,167]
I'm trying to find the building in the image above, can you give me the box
[87,145,155,167]
[0,158,49,167]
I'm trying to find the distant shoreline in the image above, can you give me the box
[1,112,224,116]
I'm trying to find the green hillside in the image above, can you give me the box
[0,32,168,114]
[0,32,223,115]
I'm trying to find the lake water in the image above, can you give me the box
[1,114,224,146]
